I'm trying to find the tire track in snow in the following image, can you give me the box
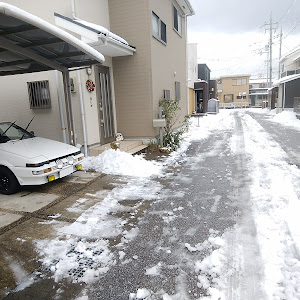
[225,112,266,300]
[241,112,300,299]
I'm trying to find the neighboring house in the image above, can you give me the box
[187,43,198,114]
[249,78,269,107]
[0,0,194,155]
[209,80,217,99]
[217,74,250,108]
[198,64,210,83]
[274,46,300,113]
[194,81,208,113]
[191,64,211,113]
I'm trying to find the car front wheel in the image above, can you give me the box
[0,166,20,195]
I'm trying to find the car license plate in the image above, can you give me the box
[60,166,74,178]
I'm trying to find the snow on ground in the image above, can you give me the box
[32,109,300,298]
[241,112,300,299]
[249,108,300,130]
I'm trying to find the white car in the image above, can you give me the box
[0,122,84,194]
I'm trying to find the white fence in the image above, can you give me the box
[219,102,250,109]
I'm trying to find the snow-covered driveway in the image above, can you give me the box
[10,109,300,300]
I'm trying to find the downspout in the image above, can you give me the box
[77,70,88,157]
[185,15,189,115]
[55,71,67,143]
[71,0,77,19]
[283,82,286,110]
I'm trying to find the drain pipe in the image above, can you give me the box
[71,0,77,19]
[55,71,67,143]
[77,70,88,157]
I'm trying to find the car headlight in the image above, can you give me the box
[68,156,75,165]
[56,159,64,169]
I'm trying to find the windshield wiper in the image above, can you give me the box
[20,116,35,140]
[0,120,16,136]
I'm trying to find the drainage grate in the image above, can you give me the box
[44,244,104,280]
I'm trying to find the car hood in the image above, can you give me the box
[0,137,80,162]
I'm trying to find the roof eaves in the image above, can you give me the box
[175,0,195,16]
[54,12,136,50]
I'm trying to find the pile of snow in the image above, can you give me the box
[83,149,162,177]
[271,110,300,129]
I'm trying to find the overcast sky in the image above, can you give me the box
[187,0,300,79]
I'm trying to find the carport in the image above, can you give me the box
[0,2,105,145]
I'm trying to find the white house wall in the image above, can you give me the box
[281,48,300,74]
[0,71,63,141]
[187,43,198,89]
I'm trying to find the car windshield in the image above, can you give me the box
[0,122,34,143]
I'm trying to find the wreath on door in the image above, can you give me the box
[86,79,95,92]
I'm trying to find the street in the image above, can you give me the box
[1,109,300,300]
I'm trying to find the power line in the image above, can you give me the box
[277,0,297,23]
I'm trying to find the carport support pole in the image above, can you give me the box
[62,71,75,145]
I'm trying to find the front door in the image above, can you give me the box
[97,66,115,145]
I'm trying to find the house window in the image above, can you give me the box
[27,80,51,109]
[163,89,171,100]
[173,6,182,35]
[224,94,233,102]
[236,79,247,85]
[152,12,167,44]
[175,82,180,100]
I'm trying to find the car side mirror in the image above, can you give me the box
[30,131,35,136]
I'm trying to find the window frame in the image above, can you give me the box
[27,80,51,109]
[163,89,171,100]
[175,81,181,100]
[235,78,247,86]
[173,6,182,36]
[152,12,167,44]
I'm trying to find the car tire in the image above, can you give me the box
[0,166,20,195]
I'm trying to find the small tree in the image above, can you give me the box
[159,98,190,151]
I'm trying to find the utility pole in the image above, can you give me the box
[263,13,277,88]
[269,13,273,88]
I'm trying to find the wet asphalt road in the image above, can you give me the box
[88,110,300,299]
[88,111,257,299]
[247,112,300,166]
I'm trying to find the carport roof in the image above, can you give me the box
[0,2,105,76]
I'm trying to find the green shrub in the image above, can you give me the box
[159,99,190,151]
